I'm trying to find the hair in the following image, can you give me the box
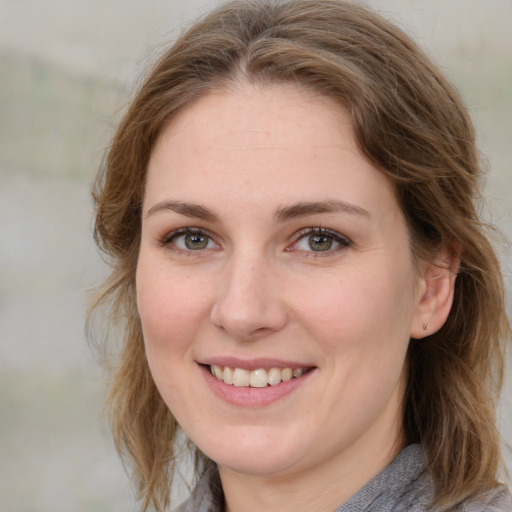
[89,0,510,510]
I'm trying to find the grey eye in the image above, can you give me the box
[292,229,350,254]
[184,233,210,250]
[308,234,334,251]
[171,231,216,251]
[295,233,339,252]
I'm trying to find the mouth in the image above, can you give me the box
[199,361,316,407]
[208,364,314,388]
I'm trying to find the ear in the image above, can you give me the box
[410,247,460,340]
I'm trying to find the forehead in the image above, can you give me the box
[144,83,396,219]
[157,82,354,154]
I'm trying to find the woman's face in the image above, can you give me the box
[137,84,425,480]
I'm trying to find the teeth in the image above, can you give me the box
[249,369,268,388]
[232,368,249,387]
[223,366,234,385]
[213,365,223,380]
[210,365,308,387]
[268,368,282,386]
[282,368,293,382]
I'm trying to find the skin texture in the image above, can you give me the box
[136,83,455,511]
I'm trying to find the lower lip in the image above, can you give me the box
[200,365,315,407]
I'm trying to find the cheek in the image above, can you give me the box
[136,263,208,353]
[291,266,416,360]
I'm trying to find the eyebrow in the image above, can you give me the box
[146,199,369,223]
[273,200,369,223]
[146,200,221,222]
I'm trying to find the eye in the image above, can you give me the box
[165,229,218,251]
[291,228,351,254]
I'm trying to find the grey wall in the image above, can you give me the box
[1,0,510,509]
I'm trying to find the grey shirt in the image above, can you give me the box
[175,444,512,512]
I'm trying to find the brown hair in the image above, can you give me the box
[89,0,510,509]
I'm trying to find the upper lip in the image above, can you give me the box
[198,357,315,371]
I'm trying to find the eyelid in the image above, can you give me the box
[158,226,350,255]
[288,227,352,253]
[160,227,220,250]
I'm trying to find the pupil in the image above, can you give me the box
[309,234,332,251]
[185,233,208,250]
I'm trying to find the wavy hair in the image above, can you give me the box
[89,1,510,509]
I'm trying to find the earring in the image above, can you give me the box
[422,323,428,331]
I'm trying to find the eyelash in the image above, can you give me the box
[160,228,219,254]
[289,227,352,256]
[159,227,351,256]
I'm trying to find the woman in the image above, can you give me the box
[89,0,511,510]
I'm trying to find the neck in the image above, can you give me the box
[218,426,405,512]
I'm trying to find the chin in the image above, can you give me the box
[215,453,301,478]
[197,428,305,477]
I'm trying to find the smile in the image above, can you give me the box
[210,365,309,387]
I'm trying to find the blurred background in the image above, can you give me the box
[0,0,510,510]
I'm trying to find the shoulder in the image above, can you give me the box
[456,486,512,512]
[335,444,435,511]
[335,445,512,512]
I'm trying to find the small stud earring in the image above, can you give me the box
[422,323,428,331]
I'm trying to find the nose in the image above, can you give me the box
[210,253,288,341]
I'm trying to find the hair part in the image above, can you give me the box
[89,1,510,509]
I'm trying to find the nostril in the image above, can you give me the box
[210,304,288,340]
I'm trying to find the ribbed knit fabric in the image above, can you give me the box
[174,444,512,512]
[175,463,223,512]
